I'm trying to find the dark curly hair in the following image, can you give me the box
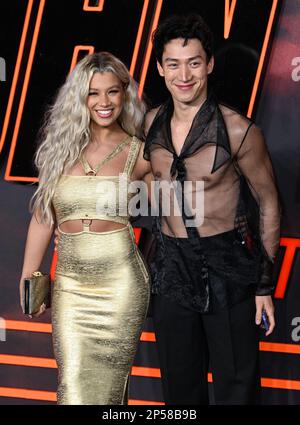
[152,14,214,65]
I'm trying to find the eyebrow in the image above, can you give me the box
[164,55,203,62]
[89,85,122,91]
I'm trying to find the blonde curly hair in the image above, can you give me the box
[30,52,145,224]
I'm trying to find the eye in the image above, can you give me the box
[190,62,201,68]
[108,89,120,95]
[88,91,98,96]
[167,63,178,69]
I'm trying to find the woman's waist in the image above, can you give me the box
[57,223,137,259]
[57,218,129,234]
[56,213,129,227]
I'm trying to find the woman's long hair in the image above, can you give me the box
[30,52,145,225]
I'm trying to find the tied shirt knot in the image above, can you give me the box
[170,154,186,182]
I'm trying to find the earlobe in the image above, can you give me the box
[157,61,164,77]
[207,56,214,75]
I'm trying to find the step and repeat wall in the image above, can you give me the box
[0,0,299,404]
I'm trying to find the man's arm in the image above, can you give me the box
[141,108,160,199]
[235,124,281,264]
[235,123,280,336]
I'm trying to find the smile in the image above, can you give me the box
[175,83,196,91]
[96,109,114,118]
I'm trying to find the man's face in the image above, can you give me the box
[157,38,214,105]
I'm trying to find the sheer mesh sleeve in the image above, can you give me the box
[144,94,281,309]
[235,124,281,295]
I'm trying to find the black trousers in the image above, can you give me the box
[152,295,261,405]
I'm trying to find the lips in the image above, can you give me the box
[175,83,196,91]
[95,109,113,119]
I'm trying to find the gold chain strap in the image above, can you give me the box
[80,136,131,176]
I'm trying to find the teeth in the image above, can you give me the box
[97,110,112,115]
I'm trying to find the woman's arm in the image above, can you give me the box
[19,210,54,313]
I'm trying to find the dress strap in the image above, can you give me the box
[80,136,131,176]
[123,137,142,177]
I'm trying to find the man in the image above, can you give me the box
[144,14,280,405]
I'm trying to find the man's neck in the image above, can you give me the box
[172,93,207,125]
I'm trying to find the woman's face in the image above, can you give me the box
[87,71,125,129]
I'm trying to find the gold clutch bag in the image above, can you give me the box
[22,271,51,315]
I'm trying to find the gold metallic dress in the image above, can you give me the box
[51,137,150,405]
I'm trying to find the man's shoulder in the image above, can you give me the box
[219,104,257,152]
[146,106,161,119]
[144,106,161,136]
[219,104,252,132]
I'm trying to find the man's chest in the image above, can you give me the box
[150,145,232,186]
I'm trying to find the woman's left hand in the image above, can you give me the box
[29,303,47,319]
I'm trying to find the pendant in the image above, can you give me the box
[87,169,97,176]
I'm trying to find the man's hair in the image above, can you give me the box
[152,14,214,65]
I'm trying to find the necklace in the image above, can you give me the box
[79,136,131,176]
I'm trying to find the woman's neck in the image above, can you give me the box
[89,122,126,147]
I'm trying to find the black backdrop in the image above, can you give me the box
[0,0,299,405]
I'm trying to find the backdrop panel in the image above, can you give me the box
[1,0,299,405]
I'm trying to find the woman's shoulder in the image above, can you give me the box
[132,135,144,144]
[130,136,151,178]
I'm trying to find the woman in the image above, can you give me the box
[19,52,151,405]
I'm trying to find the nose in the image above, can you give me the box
[178,64,192,82]
[98,93,111,107]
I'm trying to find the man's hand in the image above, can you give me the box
[255,295,275,336]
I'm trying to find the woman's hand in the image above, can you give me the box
[19,277,25,312]
[54,227,60,251]
[19,277,47,319]
[30,303,47,319]
[255,295,275,336]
